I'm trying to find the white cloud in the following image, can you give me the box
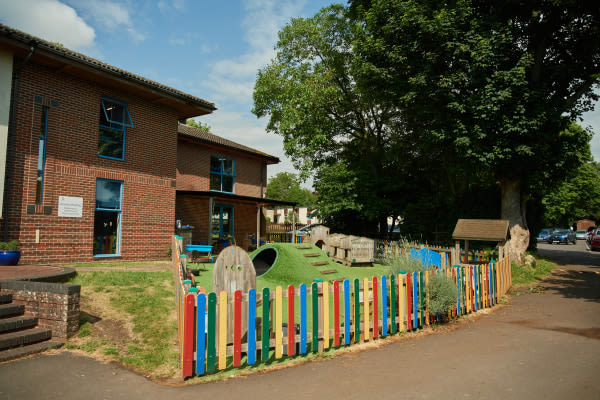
[158,0,186,13]
[66,0,146,43]
[201,0,307,106]
[0,0,96,51]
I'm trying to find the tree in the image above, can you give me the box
[186,118,211,132]
[267,172,316,206]
[542,161,600,227]
[352,0,599,261]
[253,5,412,235]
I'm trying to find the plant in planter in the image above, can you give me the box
[0,240,21,266]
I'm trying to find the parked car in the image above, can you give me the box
[575,230,587,240]
[288,223,324,235]
[536,228,553,242]
[547,229,576,244]
[590,229,600,251]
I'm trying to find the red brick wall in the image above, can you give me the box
[5,60,178,264]
[176,140,266,198]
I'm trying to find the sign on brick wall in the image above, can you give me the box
[58,196,83,218]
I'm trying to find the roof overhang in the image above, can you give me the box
[452,219,510,242]
[176,190,297,207]
[0,24,216,119]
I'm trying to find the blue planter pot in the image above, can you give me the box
[0,250,21,266]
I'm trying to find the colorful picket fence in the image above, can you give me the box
[172,237,512,379]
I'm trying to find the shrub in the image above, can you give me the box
[383,240,425,275]
[0,240,20,251]
[426,273,458,315]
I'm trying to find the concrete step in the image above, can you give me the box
[0,340,63,363]
[0,316,38,334]
[0,303,24,318]
[0,327,52,351]
[0,293,12,304]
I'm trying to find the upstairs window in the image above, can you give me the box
[210,155,235,193]
[98,97,133,160]
[36,106,49,204]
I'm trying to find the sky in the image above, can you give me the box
[1,0,600,189]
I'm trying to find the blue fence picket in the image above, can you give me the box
[344,279,351,345]
[381,275,388,337]
[300,283,307,354]
[196,293,206,376]
[413,272,418,329]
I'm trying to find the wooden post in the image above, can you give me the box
[256,204,261,248]
[464,240,470,264]
[208,197,214,245]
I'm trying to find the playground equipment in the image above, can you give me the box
[319,230,375,266]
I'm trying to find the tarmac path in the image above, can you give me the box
[1,242,599,400]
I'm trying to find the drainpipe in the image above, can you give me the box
[3,43,35,242]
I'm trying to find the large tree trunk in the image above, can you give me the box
[500,178,529,264]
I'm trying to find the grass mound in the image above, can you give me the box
[251,243,391,290]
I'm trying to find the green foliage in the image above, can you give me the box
[427,273,458,316]
[253,5,408,237]
[0,240,20,251]
[266,172,316,206]
[186,118,212,132]
[351,0,599,252]
[383,242,425,275]
[542,160,600,226]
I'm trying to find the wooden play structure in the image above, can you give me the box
[314,228,375,266]
[452,219,510,263]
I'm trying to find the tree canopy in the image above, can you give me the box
[351,0,599,259]
[266,172,316,207]
[253,1,600,255]
[253,5,412,236]
[185,118,212,132]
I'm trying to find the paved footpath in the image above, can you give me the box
[1,246,599,400]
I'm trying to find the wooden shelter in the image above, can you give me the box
[452,219,510,262]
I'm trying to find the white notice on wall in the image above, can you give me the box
[58,196,83,218]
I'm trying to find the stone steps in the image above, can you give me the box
[0,293,61,362]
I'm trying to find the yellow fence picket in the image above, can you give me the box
[218,291,227,370]
[322,281,330,349]
[363,278,369,341]
[275,286,282,359]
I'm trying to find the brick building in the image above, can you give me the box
[0,24,289,264]
[176,123,294,251]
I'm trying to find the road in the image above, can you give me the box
[1,241,599,400]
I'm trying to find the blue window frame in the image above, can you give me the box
[98,97,133,160]
[210,155,235,193]
[36,106,49,204]
[211,204,234,241]
[94,179,123,257]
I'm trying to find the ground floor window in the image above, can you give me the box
[211,204,233,242]
[94,179,122,256]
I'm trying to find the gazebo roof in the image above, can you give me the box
[452,219,510,242]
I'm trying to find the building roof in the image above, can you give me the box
[177,190,296,206]
[0,23,216,119]
[178,123,280,164]
[452,219,510,242]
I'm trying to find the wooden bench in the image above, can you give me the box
[185,244,214,264]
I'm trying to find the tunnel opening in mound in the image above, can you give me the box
[252,247,278,276]
[315,239,324,249]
